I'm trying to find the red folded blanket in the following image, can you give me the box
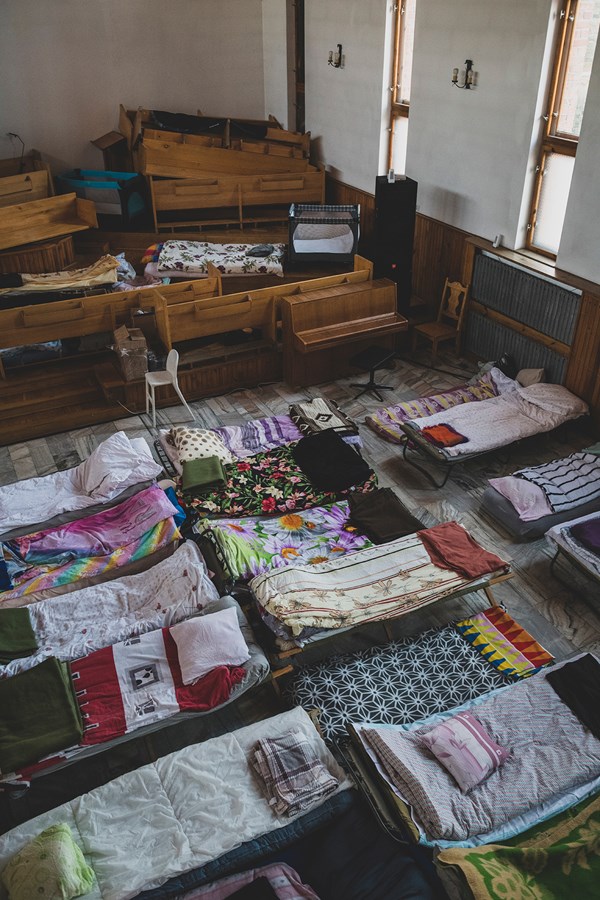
[420,423,469,448]
[418,521,508,579]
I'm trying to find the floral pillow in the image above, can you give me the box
[170,426,233,465]
[420,711,510,793]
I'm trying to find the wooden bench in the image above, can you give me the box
[0,194,97,250]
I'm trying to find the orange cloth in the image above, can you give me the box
[420,423,468,448]
[418,521,508,579]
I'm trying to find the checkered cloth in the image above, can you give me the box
[251,731,339,816]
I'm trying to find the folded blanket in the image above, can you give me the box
[0,608,37,663]
[348,488,424,544]
[73,628,245,745]
[436,791,600,900]
[0,657,83,774]
[8,484,177,562]
[1,517,179,603]
[251,731,339,816]
[420,424,468,448]
[182,863,320,900]
[290,398,358,437]
[291,430,372,492]
[545,654,600,741]
[516,452,600,513]
[213,416,303,459]
[417,522,507,580]
[182,456,226,493]
[455,606,554,681]
[570,516,600,555]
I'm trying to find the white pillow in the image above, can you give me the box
[171,426,234,465]
[170,607,250,684]
[77,432,163,500]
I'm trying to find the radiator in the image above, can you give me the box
[464,250,581,382]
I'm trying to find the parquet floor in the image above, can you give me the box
[1,350,599,831]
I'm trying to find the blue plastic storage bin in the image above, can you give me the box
[55,169,147,224]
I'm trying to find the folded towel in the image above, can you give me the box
[251,731,339,817]
[0,657,83,774]
[420,423,469,448]
[348,488,424,544]
[182,456,226,493]
[0,608,37,664]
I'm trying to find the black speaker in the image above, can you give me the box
[373,175,417,313]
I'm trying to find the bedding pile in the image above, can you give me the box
[251,522,508,644]
[180,441,377,519]
[145,240,286,279]
[546,511,600,579]
[178,863,320,900]
[406,383,589,458]
[0,542,219,677]
[365,367,509,444]
[0,708,351,900]
[358,658,600,844]
[196,501,372,582]
[0,431,162,539]
[251,731,340,816]
[1,485,181,603]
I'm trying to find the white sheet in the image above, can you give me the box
[0,542,219,677]
[411,383,588,457]
[0,708,351,900]
[0,433,162,534]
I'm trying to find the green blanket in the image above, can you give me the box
[0,608,37,663]
[0,657,83,774]
[182,455,226,493]
[437,791,600,899]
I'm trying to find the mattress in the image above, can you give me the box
[0,708,350,900]
[546,511,600,580]
[480,484,600,540]
[2,594,270,785]
[352,655,600,848]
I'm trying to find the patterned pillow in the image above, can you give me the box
[1,823,96,900]
[170,426,233,465]
[420,711,510,793]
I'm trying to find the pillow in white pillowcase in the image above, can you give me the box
[169,607,250,684]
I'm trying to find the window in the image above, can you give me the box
[387,0,416,172]
[527,0,600,256]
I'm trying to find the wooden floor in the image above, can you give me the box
[1,349,599,832]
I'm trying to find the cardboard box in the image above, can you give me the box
[114,325,148,381]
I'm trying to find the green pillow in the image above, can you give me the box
[1,823,95,900]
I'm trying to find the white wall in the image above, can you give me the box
[556,37,600,283]
[406,0,553,248]
[0,0,266,172]
[304,0,389,193]
[262,0,289,128]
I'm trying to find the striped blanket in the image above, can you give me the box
[516,452,600,513]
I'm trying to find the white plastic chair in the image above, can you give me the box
[145,349,196,428]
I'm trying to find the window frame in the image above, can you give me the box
[526,0,591,256]
[387,1,413,170]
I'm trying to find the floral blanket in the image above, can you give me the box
[436,791,600,900]
[197,502,373,581]
[180,446,377,519]
[156,240,286,277]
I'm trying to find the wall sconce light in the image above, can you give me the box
[328,43,343,68]
[452,59,475,89]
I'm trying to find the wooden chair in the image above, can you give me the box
[412,278,469,358]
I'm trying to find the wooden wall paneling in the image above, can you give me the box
[412,214,470,309]
[565,289,600,427]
